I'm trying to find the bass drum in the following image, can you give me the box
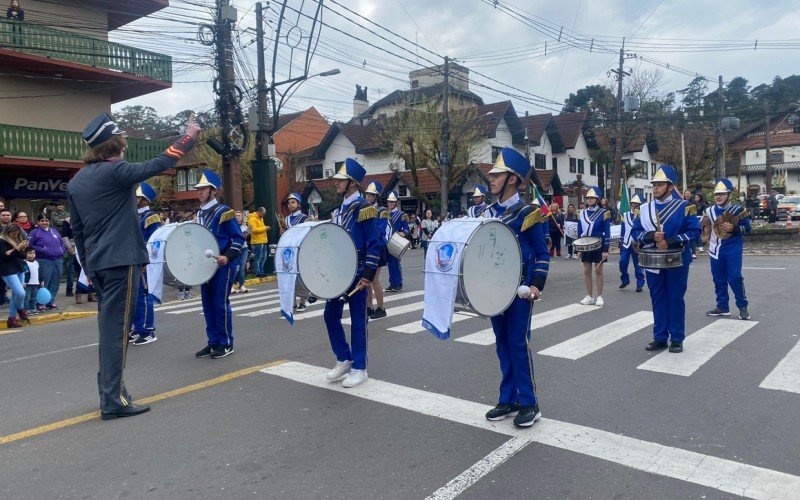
[147,222,219,286]
[275,221,358,299]
[426,219,522,317]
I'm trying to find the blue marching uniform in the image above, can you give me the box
[132,205,162,336]
[704,181,751,314]
[324,192,380,371]
[468,185,489,218]
[618,207,645,289]
[285,210,308,229]
[577,203,611,263]
[631,169,701,344]
[375,205,390,267]
[387,201,409,289]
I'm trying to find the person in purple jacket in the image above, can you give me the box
[27,214,66,309]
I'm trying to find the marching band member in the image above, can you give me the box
[483,147,550,428]
[631,165,701,353]
[283,192,308,311]
[364,181,389,320]
[577,187,611,307]
[618,194,645,293]
[193,170,245,359]
[702,179,751,320]
[324,159,380,388]
[468,185,489,217]
[130,182,162,345]
[384,191,409,292]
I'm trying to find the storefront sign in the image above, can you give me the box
[0,176,69,199]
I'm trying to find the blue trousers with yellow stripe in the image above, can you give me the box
[324,286,368,369]
[491,296,538,407]
[200,262,237,348]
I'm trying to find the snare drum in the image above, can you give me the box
[275,221,358,299]
[638,248,683,269]
[573,236,602,252]
[147,222,219,286]
[387,232,411,259]
[425,219,521,317]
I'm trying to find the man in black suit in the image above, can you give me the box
[68,112,200,420]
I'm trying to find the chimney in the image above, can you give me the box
[353,85,369,118]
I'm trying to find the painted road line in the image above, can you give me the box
[343,301,424,325]
[262,361,800,500]
[455,303,598,346]
[0,360,287,447]
[158,290,276,312]
[742,267,786,270]
[388,312,479,334]
[0,343,98,366]
[759,338,800,395]
[637,319,759,376]
[167,295,280,315]
[0,329,22,337]
[539,311,654,360]
[241,290,425,319]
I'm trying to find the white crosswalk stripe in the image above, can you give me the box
[637,319,759,376]
[240,290,424,319]
[539,311,654,360]
[156,289,276,311]
[342,301,424,325]
[759,338,800,395]
[455,303,598,346]
[166,294,281,314]
[388,311,478,334]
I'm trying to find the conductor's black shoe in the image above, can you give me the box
[645,340,668,351]
[101,403,151,421]
[513,405,542,428]
[739,307,750,320]
[636,286,643,292]
[195,345,214,358]
[370,307,387,320]
[706,308,730,317]
[618,282,628,289]
[211,345,234,359]
[485,403,520,421]
[669,342,684,353]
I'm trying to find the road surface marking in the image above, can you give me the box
[539,311,653,360]
[455,303,598,346]
[262,361,800,500]
[167,296,281,314]
[388,312,478,334]
[0,329,23,336]
[241,290,424,318]
[343,301,424,325]
[156,289,276,311]
[637,319,758,376]
[0,343,98,365]
[742,267,786,270]
[0,360,286,447]
[760,338,800,395]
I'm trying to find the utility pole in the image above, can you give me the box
[214,0,243,210]
[765,100,772,192]
[714,75,726,180]
[440,56,450,216]
[680,131,687,191]
[609,44,630,207]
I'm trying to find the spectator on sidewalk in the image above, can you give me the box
[767,190,779,224]
[420,209,438,258]
[23,247,40,314]
[565,203,578,259]
[27,214,66,309]
[247,207,269,277]
[548,203,564,257]
[1,223,29,328]
[0,207,12,307]
[231,210,250,294]
[13,211,33,235]
[59,217,78,298]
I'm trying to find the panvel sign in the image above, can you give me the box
[1,176,69,199]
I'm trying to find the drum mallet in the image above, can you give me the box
[517,285,541,301]
[204,249,218,259]
[340,282,367,303]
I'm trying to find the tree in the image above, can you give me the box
[678,76,709,113]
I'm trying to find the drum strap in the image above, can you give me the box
[656,199,682,227]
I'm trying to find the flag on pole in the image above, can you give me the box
[619,169,631,214]
[533,184,550,216]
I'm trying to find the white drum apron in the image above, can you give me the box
[275,221,358,299]
[425,219,522,317]
[147,222,219,286]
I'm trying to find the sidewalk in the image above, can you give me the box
[0,275,276,330]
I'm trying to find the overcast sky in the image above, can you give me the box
[113,0,800,123]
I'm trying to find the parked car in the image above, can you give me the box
[777,196,800,220]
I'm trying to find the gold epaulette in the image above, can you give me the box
[603,210,611,221]
[739,209,749,219]
[633,208,640,217]
[144,214,161,228]
[359,206,377,222]
[219,209,235,223]
[380,210,391,219]
[686,205,697,216]
[520,208,544,232]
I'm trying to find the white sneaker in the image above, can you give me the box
[342,368,368,388]
[230,287,237,294]
[325,360,353,381]
[580,295,595,305]
[595,295,604,307]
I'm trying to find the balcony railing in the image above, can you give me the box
[0,124,172,163]
[0,19,171,82]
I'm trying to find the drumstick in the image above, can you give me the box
[340,281,367,302]
[593,258,606,272]
[204,249,218,259]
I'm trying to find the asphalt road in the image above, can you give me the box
[1,248,799,499]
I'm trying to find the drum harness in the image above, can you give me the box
[641,199,682,249]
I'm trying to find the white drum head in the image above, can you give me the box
[461,220,521,316]
[160,223,220,286]
[297,222,358,299]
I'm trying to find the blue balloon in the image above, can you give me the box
[36,287,52,305]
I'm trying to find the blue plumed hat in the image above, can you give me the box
[585,186,603,199]
[135,182,157,202]
[652,165,678,185]
[285,192,302,203]
[82,112,125,148]
[364,181,383,195]
[472,185,488,198]
[332,158,366,183]
[714,178,734,194]
[488,147,531,181]
[195,169,222,189]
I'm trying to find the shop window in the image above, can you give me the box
[770,151,784,163]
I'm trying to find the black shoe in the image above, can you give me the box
[636,286,643,292]
[367,307,374,317]
[211,345,234,359]
[384,286,396,292]
[646,340,668,351]
[706,308,730,317]
[739,307,750,320]
[101,403,151,421]
[619,283,628,289]
[513,405,542,428]
[132,333,157,346]
[669,341,683,353]
[195,345,214,358]
[370,307,387,320]
[66,291,74,297]
[485,403,520,421]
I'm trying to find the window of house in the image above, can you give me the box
[306,164,323,180]
[411,79,419,89]
[176,170,187,192]
[635,160,648,179]
[534,153,546,170]
[491,146,502,163]
[551,157,558,171]
[577,159,585,174]
[187,168,199,187]
[569,157,576,173]
[334,161,345,173]
[398,185,408,196]
[590,161,597,176]
[769,150,784,163]
[635,188,644,199]
[651,162,657,176]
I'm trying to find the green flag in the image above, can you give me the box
[619,172,631,214]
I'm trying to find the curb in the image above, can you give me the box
[244,275,277,286]
[0,311,98,331]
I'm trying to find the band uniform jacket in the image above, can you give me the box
[630,199,702,263]
[577,207,612,252]
[701,204,751,259]
[196,202,245,262]
[389,209,410,236]
[331,196,380,282]
[285,211,308,229]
